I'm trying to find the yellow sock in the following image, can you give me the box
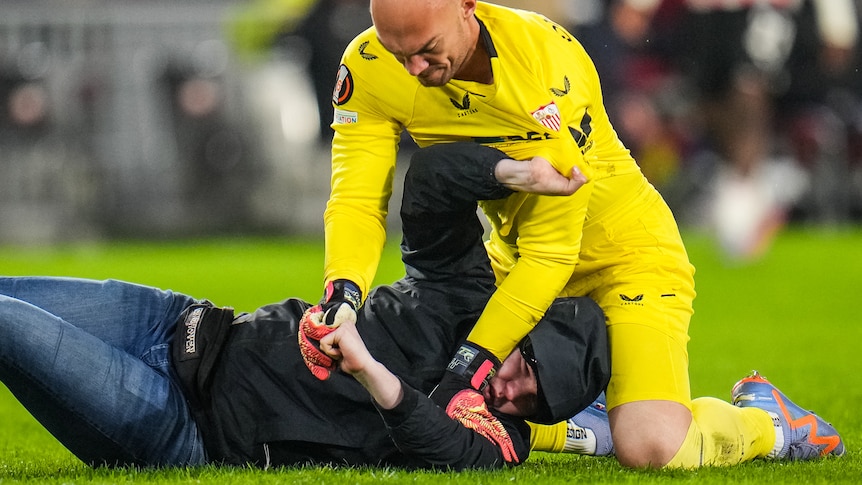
[665,397,776,468]
[528,421,568,452]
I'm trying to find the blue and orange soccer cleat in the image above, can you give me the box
[731,371,844,460]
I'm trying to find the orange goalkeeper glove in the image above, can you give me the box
[297,279,361,380]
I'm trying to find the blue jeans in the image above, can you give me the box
[0,277,207,467]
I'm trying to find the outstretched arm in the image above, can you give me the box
[495,156,587,195]
[319,320,403,409]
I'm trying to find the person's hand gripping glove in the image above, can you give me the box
[431,342,518,463]
[298,279,362,380]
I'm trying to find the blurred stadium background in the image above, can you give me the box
[1,0,861,261]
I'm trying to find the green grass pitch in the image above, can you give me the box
[0,227,860,483]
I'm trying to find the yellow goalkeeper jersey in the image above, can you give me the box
[326,2,644,360]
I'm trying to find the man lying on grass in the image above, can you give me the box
[0,147,609,470]
[0,277,607,469]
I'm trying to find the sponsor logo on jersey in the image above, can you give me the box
[333,108,358,124]
[473,131,553,144]
[569,108,594,153]
[531,101,561,131]
[450,92,471,110]
[450,91,483,117]
[550,76,570,97]
[358,41,378,60]
[332,64,353,106]
[619,294,644,306]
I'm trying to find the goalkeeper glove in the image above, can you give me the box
[431,341,500,401]
[430,342,516,463]
[430,341,502,423]
[298,279,362,380]
[447,389,519,463]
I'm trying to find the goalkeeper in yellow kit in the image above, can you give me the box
[298,0,844,468]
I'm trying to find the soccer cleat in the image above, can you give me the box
[563,392,614,456]
[731,371,844,460]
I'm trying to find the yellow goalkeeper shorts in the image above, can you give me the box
[564,173,697,410]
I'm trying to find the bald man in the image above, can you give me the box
[300,0,844,469]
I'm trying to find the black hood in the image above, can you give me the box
[521,297,610,424]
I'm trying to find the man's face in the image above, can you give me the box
[374,1,475,87]
[483,348,539,417]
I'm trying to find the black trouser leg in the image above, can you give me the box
[399,142,512,284]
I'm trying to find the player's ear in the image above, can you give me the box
[460,0,477,19]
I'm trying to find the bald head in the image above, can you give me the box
[370,0,483,86]
[372,0,452,30]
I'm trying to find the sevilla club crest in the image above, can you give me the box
[531,101,561,131]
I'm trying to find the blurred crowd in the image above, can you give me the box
[559,0,862,259]
[2,0,861,260]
